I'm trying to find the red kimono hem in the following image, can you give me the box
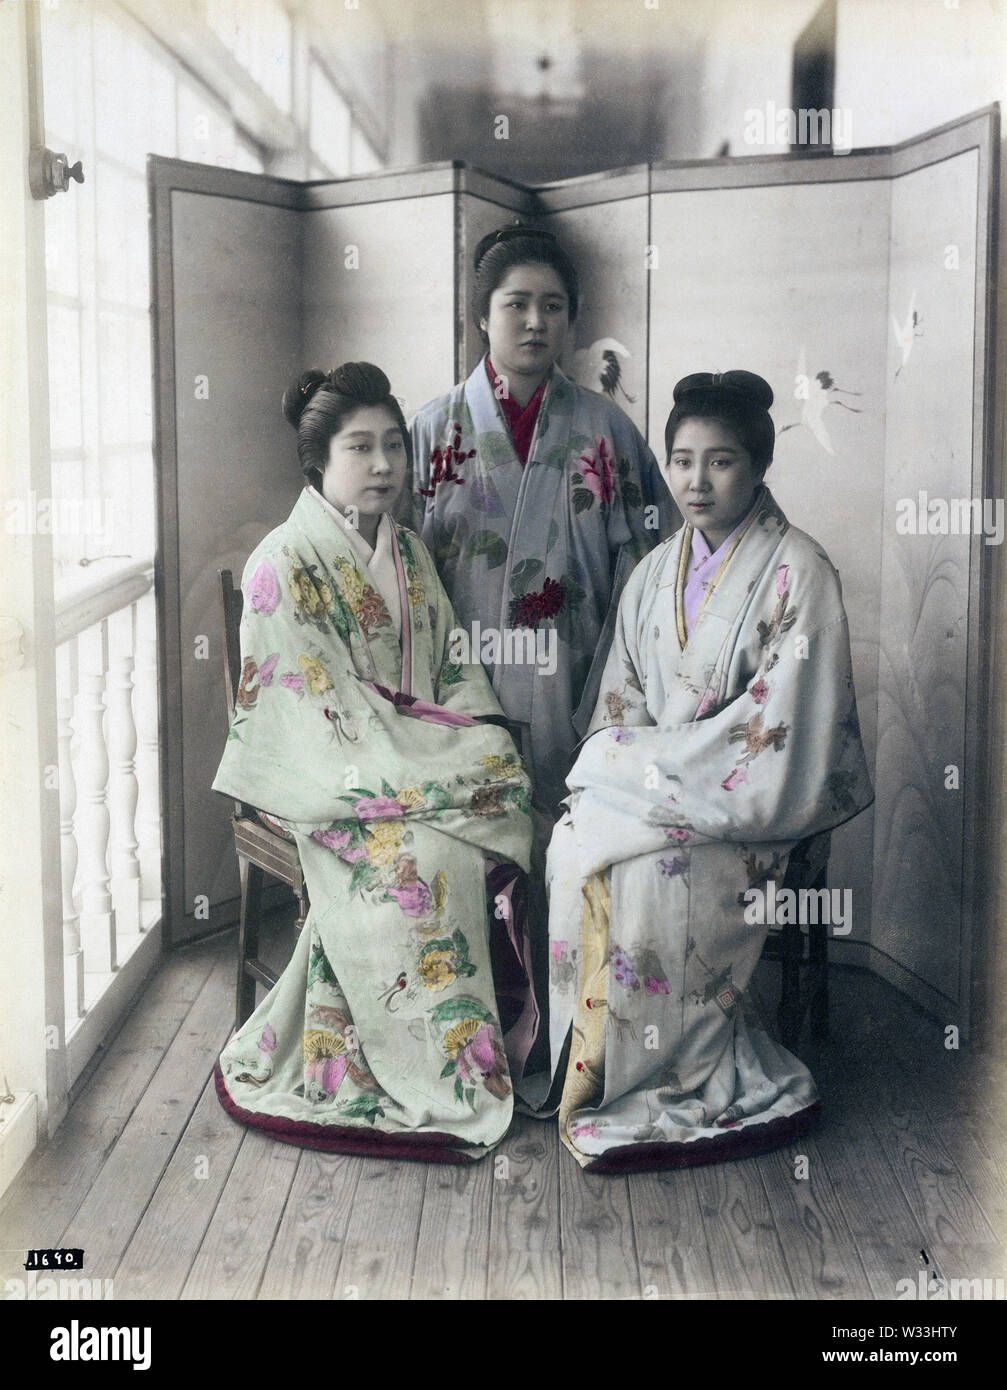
[213,1062,480,1165]
[581,1101,821,1174]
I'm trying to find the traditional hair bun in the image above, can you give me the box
[672,370,774,411]
[329,361,392,401]
[281,369,328,429]
[473,221,558,273]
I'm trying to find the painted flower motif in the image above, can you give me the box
[289,565,333,619]
[312,827,353,852]
[334,557,365,610]
[355,796,404,820]
[722,766,750,791]
[695,690,718,718]
[509,577,565,629]
[570,1119,601,1139]
[470,785,506,818]
[366,819,405,865]
[609,946,640,991]
[480,753,523,779]
[386,878,434,918]
[775,564,789,597]
[257,653,279,687]
[452,1022,510,1099]
[297,653,331,696]
[645,977,671,996]
[604,689,629,725]
[609,727,634,743]
[665,827,694,843]
[418,949,456,992]
[750,677,769,706]
[406,572,425,609]
[258,1022,276,1054]
[396,785,426,812]
[550,940,568,963]
[280,672,304,691]
[356,587,391,634]
[659,855,689,878]
[236,657,260,710]
[248,559,280,614]
[580,438,616,505]
[340,844,368,864]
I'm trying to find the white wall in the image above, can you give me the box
[835,0,1005,148]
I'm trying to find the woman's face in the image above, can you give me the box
[319,405,407,529]
[663,416,763,549]
[480,262,570,385]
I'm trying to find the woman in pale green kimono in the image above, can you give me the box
[542,371,874,1170]
[212,363,537,1163]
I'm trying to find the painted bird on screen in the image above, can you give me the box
[571,337,637,403]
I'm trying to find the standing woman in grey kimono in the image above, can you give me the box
[408,224,673,816]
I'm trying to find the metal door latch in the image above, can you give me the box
[29,146,85,200]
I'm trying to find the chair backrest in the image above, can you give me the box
[219,568,243,716]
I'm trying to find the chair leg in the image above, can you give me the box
[809,920,829,1040]
[778,918,802,1051]
[294,886,309,934]
[236,855,264,1029]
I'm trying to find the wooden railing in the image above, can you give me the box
[55,560,162,1075]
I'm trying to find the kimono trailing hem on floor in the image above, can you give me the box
[212,487,537,1162]
[535,487,874,1170]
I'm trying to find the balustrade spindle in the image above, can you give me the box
[135,632,161,907]
[58,692,85,1023]
[108,651,140,933]
[75,670,117,972]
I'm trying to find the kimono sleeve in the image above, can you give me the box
[568,602,874,872]
[571,424,675,737]
[413,534,508,719]
[210,543,377,824]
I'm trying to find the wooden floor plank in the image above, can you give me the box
[689,1155,796,1298]
[328,1158,427,1300]
[258,1149,364,1300]
[410,1152,495,1300]
[486,1113,563,1300]
[0,936,227,1270]
[628,1169,720,1300]
[180,1129,300,1299]
[59,949,235,1280]
[756,1137,874,1299]
[559,1159,639,1301]
[112,1072,246,1299]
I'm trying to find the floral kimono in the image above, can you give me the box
[541,487,874,1170]
[212,487,537,1163]
[407,358,674,814]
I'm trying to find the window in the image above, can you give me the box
[40,2,264,588]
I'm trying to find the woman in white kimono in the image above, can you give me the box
[213,363,537,1163]
[543,370,874,1170]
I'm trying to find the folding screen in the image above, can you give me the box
[150,110,997,1035]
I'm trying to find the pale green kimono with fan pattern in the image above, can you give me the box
[212,487,534,1159]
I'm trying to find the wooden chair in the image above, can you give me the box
[760,839,829,1051]
[218,569,308,1029]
